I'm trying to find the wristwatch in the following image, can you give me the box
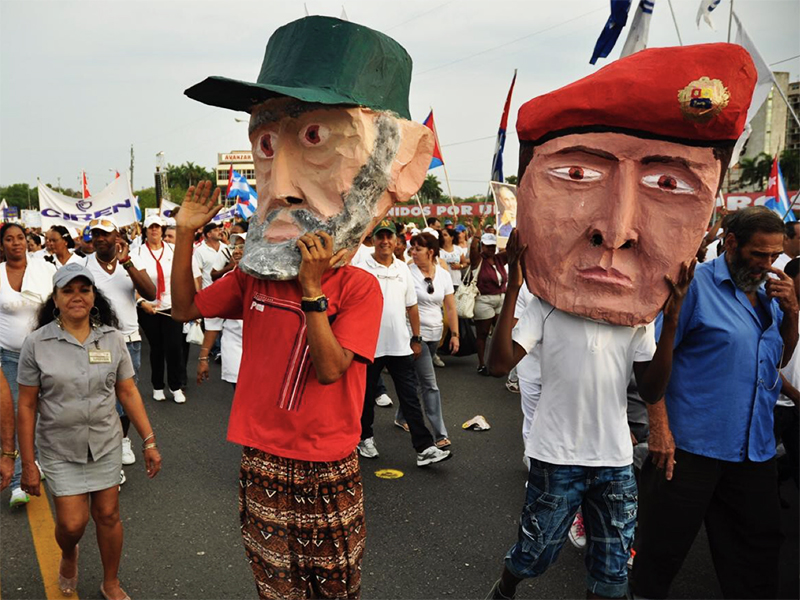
[1,450,19,459]
[301,294,329,312]
[411,335,423,344]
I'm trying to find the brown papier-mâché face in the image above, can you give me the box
[517,132,722,326]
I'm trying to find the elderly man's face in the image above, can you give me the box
[518,132,721,326]
[241,97,399,280]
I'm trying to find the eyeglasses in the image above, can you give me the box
[424,277,434,294]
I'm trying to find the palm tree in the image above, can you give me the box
[737,152,772,190]
[418,174,443,203]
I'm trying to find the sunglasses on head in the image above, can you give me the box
[424,277,434,294]
[88,219,116,230]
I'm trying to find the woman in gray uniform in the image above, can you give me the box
[16,263,162,600]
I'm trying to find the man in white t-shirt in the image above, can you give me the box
[193,222,229,358]
[85,219,156,476]
[486,232,691,600]
[355,220,451,467]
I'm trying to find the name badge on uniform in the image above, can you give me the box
[88,350,112,364]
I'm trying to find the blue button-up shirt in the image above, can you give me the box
[657,254,785,463]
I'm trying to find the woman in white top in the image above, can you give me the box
[439,227,469,290]
[0,223,56,507]
[399,232,460,448]
[45,226,82,267]
[135,216,188,403]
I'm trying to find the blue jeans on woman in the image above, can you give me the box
[397,340,448,442]
[505,459,637,598]
[1,348,24,491]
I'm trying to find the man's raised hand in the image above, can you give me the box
[766,266,800,315]
[178,181,222,230]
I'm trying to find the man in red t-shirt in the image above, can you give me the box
[171,16,433,600]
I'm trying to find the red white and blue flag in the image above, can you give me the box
[227,168,258,220]
[490,70,517,184]
[765,157,797,222]
[423,111,444,170]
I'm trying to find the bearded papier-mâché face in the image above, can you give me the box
[239,97,433,280]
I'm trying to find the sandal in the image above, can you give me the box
[394,420,410,433]
[100,583,132,600]
[58,544,79,596]
[477,365,489,376]
[435,438,451,450]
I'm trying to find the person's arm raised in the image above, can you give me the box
[171,181,221,322]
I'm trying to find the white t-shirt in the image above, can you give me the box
[440,245,467,287]
[514,282,541,444]
[0,264,41,352]
[134,242,175,311]
[513,297,656,467]
[350,244,374,267]
[409,263,454,342]
[221,319,243,384]
[356,255,418,357]
[194,242,228,290]
[83,254,142,338]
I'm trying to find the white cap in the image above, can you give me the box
[481,233,497,246]
[143,214,164,228]
[422,226,440,239]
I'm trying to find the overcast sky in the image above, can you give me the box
[1,0,798,199]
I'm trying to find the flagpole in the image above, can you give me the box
[667,0,683,45]
[783,191,799,221]
[727,0,734,43]
[428,107,455,210]
[413,194,426,225]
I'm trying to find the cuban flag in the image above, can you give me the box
[423,111,444,169]
[81,170,91,199]
[590,0,633,65]
[489,70,517,185]
[227,169,258,220]
[696,0,722,29]
[765,157,797,222]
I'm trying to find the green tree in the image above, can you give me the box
[418,174,443,203]
[165,161,215,190]
[737,152,772,190]
[0,183,38,209]
[504,175,518,186]
[780,148,799,191]
[134,187,158,209]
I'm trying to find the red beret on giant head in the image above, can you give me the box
[517,43,756,147]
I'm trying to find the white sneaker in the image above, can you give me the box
[153,389,166,401]
[416,446,452,467]
[121,437,136,465]
[432,354,445,368]
[119,469,127,486]
[9,487,30,508]
[375,394,393,407]
[171,389,187,404]
[357,437,379,459]
[568,510,587,549]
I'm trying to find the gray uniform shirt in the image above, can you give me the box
[17,322,135,463]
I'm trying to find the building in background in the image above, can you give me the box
[216,151,256,190]
[786,80,800,153]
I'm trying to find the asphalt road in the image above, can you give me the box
[1,341,798,599]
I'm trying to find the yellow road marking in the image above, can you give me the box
[26,483,79,600]
[374,469,404,479]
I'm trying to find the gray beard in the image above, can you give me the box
[240,114,400,280]
[729,249,768,293]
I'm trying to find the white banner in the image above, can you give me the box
[160,199,179,218]
[21,210,42,228]
[38,175,138,231]
[212,206,238,222]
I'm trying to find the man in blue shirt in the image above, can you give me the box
[631,206,799,599]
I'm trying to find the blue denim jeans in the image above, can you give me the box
[505,459,637,598]
[116,341,142,418]
[396,340,448,441]
[1,348,24,491]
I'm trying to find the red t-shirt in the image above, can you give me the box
[194,266,382,462]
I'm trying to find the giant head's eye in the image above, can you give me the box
[550,166,602,182]
[642,173,694,193]
[256,132,277,159]
[299,124,330,147]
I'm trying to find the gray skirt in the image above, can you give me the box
[38,447,122,497]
